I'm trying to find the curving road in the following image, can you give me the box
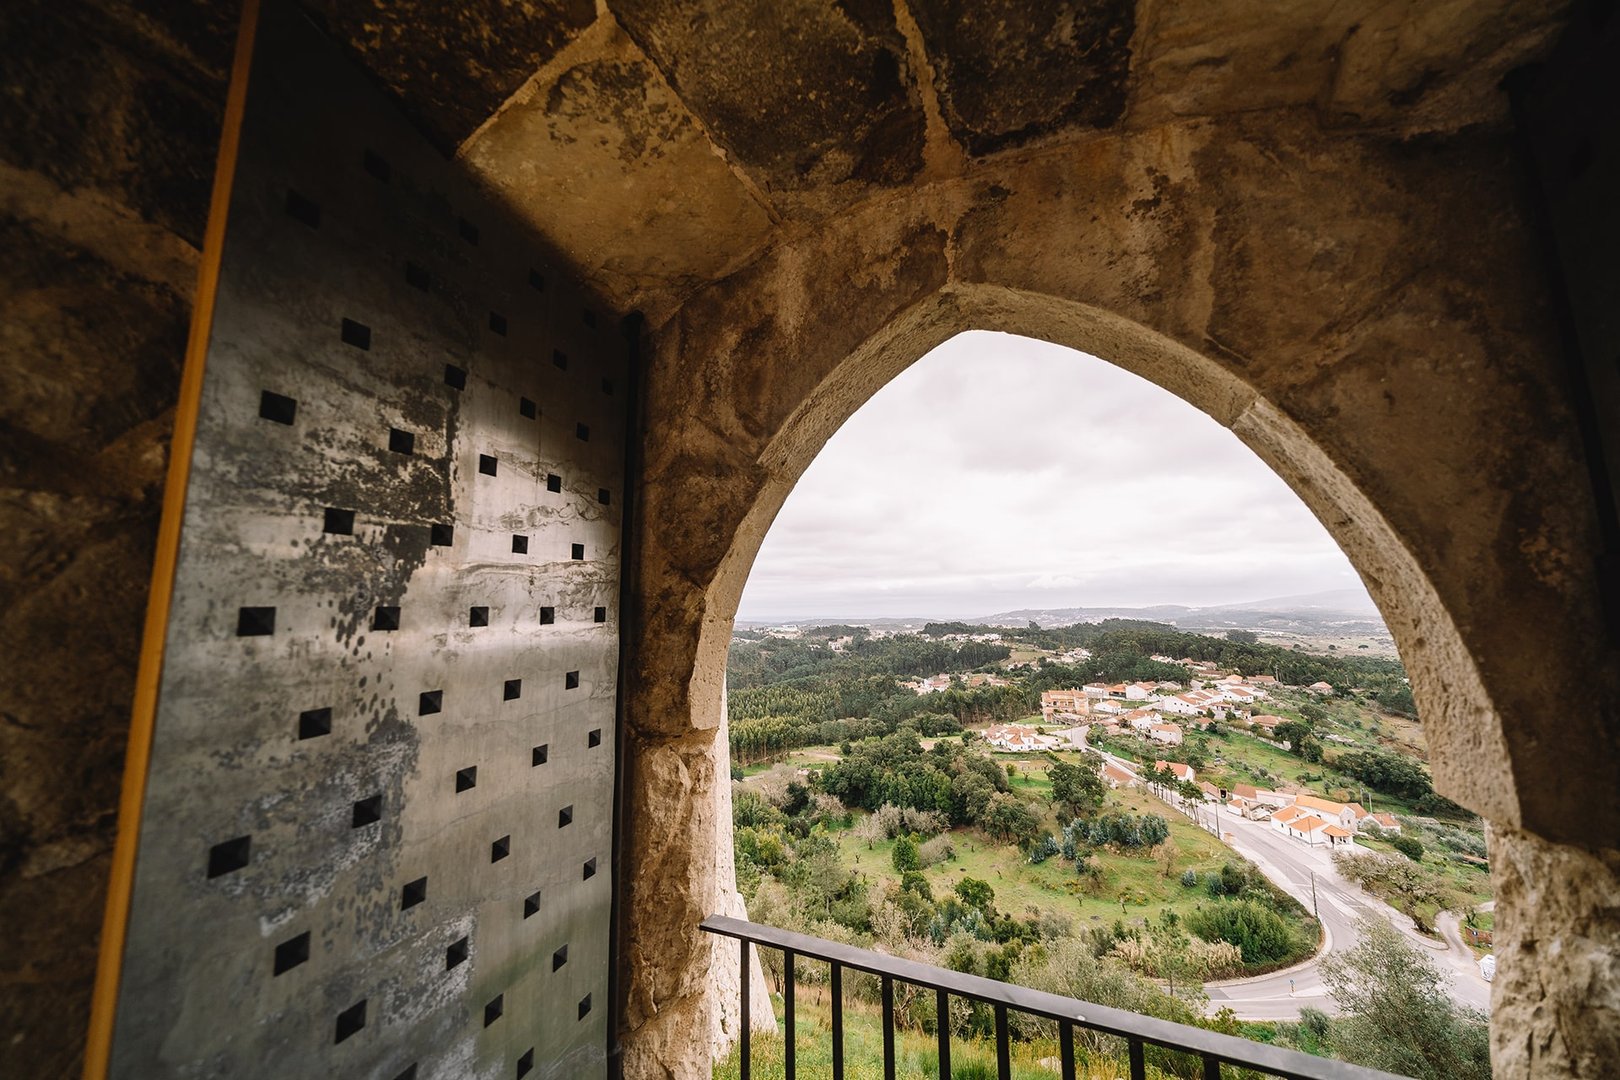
[1070,731,1492,1020]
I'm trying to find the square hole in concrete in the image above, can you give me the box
[571,544,585,561]
[401,876,427,909]
[469,606,489,627]
[207,835,251,878]
[430,523,454,546]
[523,891,541,918]
[236,607,275,637]
[362,148,390,182]
[259,390,297,425]
[582,857,596,880]
[575,423,589,441]
[444,363,466,389]
[565,671,580,690]
[324,507,355,535]
[456,766,477,792]
[540,606,555,625]
[602,377,615,396]
[519,397,536,419]
[558,805,573,828]
[503,678,521,701]
[552,349,568,370]
[578,993,592,1019]
[341,318,371,351]
[406,262,430,291]
[484,994,503,1026]
[597,488,611,505]
[299,708,332,740]
[532,744,548,766]
[517,1049,534,1078]
[491,835,510,862]
[393,1067,417,1080]
[511,535,528,554]
[372,606,401,631]
[352,794,382,828]
[284,189,320,227]
[335,999,367,1043]
[594,606,607,623]
[388,428,414,455]
[552,944,568,971]
[458,217,479,244]
[488,311,507,336]
[273,931,309,975]
[419,690,442,716]
[546,473,562,493]
[588,729,602,748]
[446,936,469,970]
[479,454,497,476]
[528,268,545,291]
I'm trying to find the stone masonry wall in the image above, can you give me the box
[0,2,229,1074]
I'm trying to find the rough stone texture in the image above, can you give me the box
[460,21,776,312]
[303,0,597,155]
[611,0,927,206]
[1490,826,1620,1078]
[0,2,226,1075]
[908,0,1136,156]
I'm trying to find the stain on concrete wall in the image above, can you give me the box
[105,9,626,1079]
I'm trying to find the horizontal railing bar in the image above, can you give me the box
[701,915,1408,1080]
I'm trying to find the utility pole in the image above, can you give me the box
[1310,871,1319,919]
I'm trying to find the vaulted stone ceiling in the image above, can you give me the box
[306,0,1569,323]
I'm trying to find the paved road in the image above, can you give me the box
[1072,734,1492,1020]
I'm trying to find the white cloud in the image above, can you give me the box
[736,332,1370,620]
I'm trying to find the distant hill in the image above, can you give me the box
[737,590,1390,642]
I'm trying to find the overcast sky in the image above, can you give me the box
[735,332,1372,622]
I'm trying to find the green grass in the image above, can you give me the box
[713,983,1153,1080]
[836,774,1247,930]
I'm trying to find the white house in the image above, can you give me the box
[1147,723,1184,745]
[1292,793,1368,832]
[1273,807,1354,846]
[1091,699,1124,717]
[1308,681,1335,695]
[1083,682,1110,698]
[982,724,1061,751]
[1363,812,1402,833]
[1123,708,1160,732]
[1125,682,1154,700]
[1153,760,1196,784]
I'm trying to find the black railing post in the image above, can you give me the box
[831,962,844,1080]
[739,938,750,1080]
[995,1004,1011,1080]
[935,988,950,1080]
[1128,1037,1146,1080]
[1060,1020,1076,1080]
[1204,1054,1223,1079]
[881,976,896,1080]
[783,949,795,1080]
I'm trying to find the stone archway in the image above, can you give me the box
[615,118,1618,1078]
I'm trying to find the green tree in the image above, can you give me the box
[1047,754,1106,818]
[1318,917,1490,1079]
[891,834,919,872]
[1333,851,1453,932]
[1390,834,1425,861]
[954,877,995,912]
[983,793,1041,847]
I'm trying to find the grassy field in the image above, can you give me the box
[712,980,1181,1080]
[836,758,1245,930]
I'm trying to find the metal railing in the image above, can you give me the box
[701,915,1408,1080]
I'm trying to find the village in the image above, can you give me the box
[970,656,1403,850]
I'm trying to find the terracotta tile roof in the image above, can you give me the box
[1322,825,1352,838]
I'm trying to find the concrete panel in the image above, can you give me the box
[107,6,626,1079]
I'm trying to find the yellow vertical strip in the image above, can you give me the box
[82,0,261,1075]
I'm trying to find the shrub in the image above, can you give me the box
[918,835,955,867]
[1026,833,1060,864]
[1180,869,1199,888]
[891,835,920,872]
[1391,835,1426,862]
[1185,899,1300,965]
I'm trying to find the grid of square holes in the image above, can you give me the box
[109,8,624,1079]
